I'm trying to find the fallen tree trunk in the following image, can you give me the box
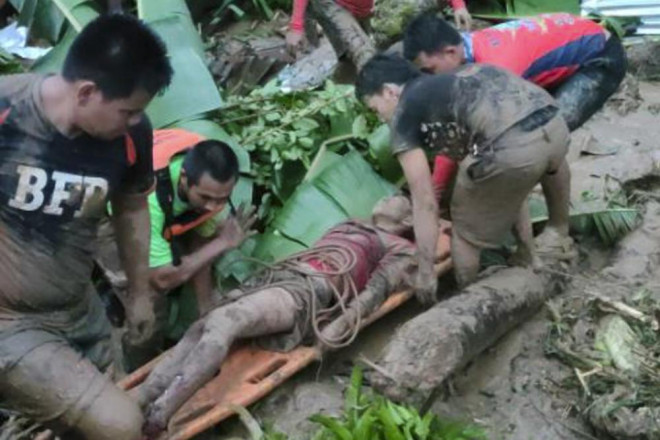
[371,266,567,401]
[310,0,375,69]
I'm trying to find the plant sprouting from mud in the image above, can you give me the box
[309,367,487,440]
[235,367,487,440]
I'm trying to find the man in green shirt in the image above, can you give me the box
[100,133,255,369]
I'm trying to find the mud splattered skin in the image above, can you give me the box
[390,64,556,160]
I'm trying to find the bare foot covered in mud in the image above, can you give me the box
[535,227,578,263]
[508,245,543,270]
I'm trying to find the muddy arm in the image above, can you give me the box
[149,238,231,292]
[111,191,159,347]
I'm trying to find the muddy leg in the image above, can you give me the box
[451,229,481,288]
[144,288,298,434]
[510,199,541,268]
[135,319,206,408]
[540,158,571,236]
[1,335,143,440]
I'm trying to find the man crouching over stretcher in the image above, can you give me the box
[136,195,450,436]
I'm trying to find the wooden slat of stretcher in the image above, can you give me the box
[119,228,452,440]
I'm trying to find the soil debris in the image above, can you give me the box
[607,73,643,116]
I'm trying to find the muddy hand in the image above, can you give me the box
[453,8,472,30]
[414,269,438,306]
[216,204,257,249]
[286,30,304,56]
[124,293,157,347]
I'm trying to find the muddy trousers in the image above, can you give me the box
[0,296,143,439]
[553,36,627,131]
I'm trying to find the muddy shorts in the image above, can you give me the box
[249,267,335,352]
[552,36,627,131]
[451,108,570,249]
[0,289,114,427]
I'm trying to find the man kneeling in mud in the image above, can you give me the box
[356,54,571,296]
[136,195,438,435]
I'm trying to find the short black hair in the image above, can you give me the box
[356,53,422,101]
[63,14,172,99]
[183,140,239,186]
[403,13,462,61]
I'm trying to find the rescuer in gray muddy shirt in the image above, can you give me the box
[356,54,571,296]
[0,15,172,439]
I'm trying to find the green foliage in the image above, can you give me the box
[308,367,488,440]
[587,13,640,39]
[529,182,639,245]
[254,150,397,261]
[0,48,25,74]
[9,0,67,43]
[468,0,579,18]
[234,367,487,440]
[217,81,396,204]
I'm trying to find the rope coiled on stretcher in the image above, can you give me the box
[239,244,362,350]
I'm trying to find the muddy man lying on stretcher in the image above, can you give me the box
[135,195,451,437]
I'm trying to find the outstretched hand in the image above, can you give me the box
[216,204,257,249]
[286,30,305,56]
[454,7,472,30]
[414,268,438,306]
[123,293,158,348]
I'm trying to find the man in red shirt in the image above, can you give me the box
[286,0,472,55]
[403,13,627,131]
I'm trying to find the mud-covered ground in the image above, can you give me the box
[213,81,660,440]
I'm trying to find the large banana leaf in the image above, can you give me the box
[30,0,223,130]
[31,26,78,73]
[529,196,639,244]
[469,0,580,18]
[313,151,398,220]
[137,0,204,59]
[272,184,348,247]
[28,0,98,73]
[252,231,307,263]
[51,0,98,31]
[255,150,397,260]
[10,0,66,43]
[140,15,223,128]
[367,123,403,183]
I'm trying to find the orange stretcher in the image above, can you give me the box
[119,228,453,440]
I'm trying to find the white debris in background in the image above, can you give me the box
[582,0,660,35]
[0,22,50,59]
[278,39,338,92]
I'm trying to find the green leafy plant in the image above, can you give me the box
[529,179,639,245]
[309,367,487,440]
[253,149,397,261]
[216,80,398,207]
[229,368,487,440]
[0,47,25,74]
[587,13,640,39]
[468,0,580,18]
